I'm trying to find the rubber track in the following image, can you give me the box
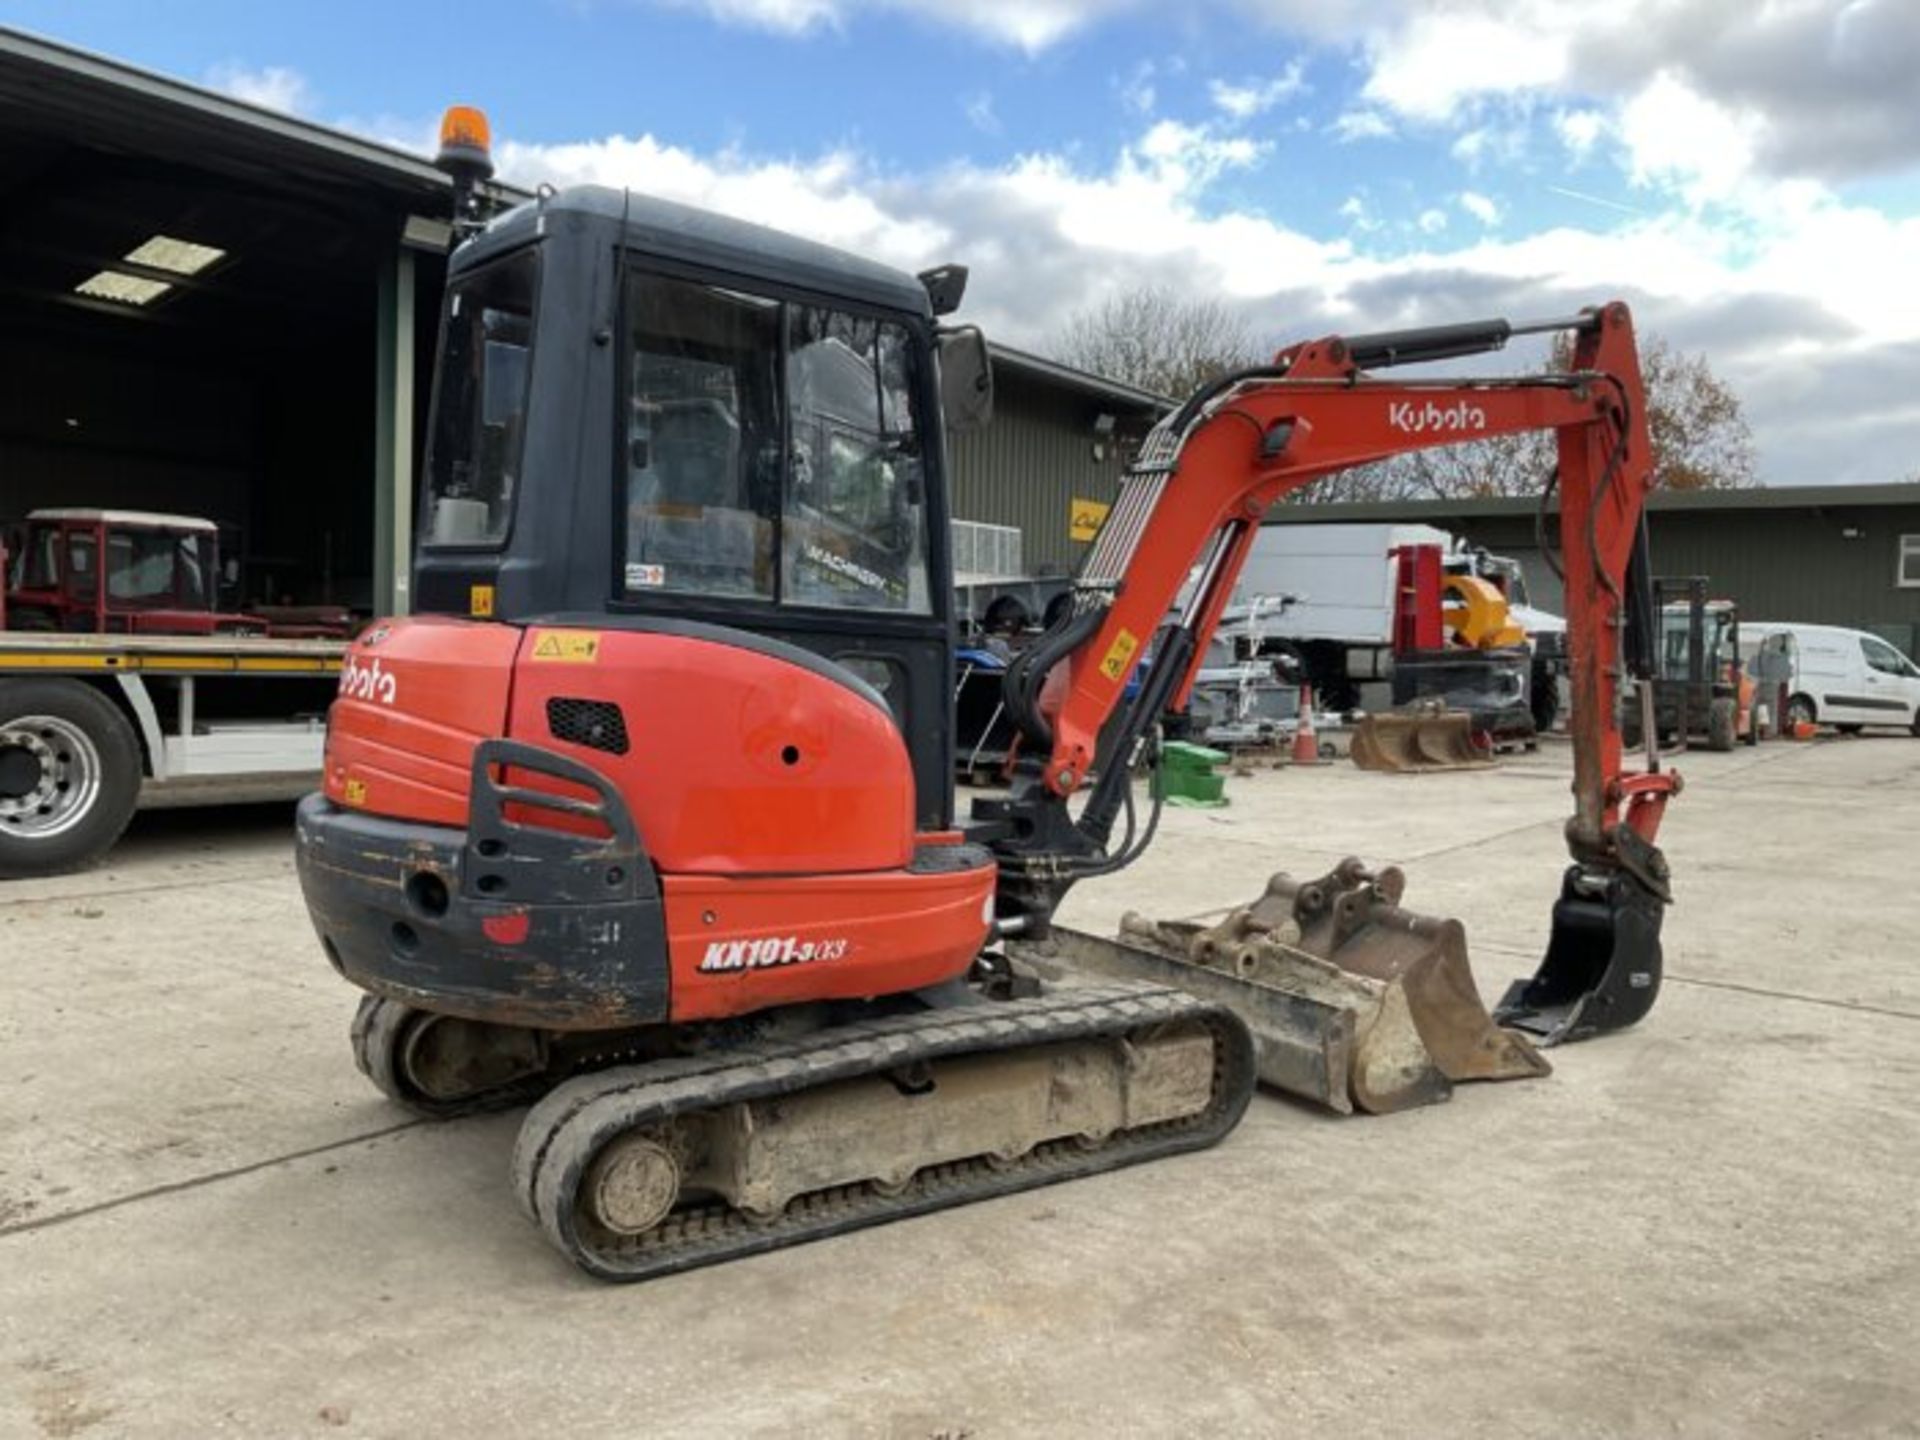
[351,996,654,1120]
[511,982,1257,1282]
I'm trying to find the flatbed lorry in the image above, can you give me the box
[0,632,341,877]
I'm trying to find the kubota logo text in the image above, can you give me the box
[339,654,398,706]
[1388,400,1488,434]
[699,935,852,973]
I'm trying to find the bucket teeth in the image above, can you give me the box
[1039,857,1547,1115]
[1350,704,1493,773]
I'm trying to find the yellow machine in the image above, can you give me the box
[1442,574,1528,650]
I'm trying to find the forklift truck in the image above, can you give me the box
[1623,575,1756,752]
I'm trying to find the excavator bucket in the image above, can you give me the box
[1495,862,1666,1046]
[1350,705,1491,773]
[1014,858,1548,1115]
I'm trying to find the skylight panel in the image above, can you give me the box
[74,271,172,306]
[124,235,226,276]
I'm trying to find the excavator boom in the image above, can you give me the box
[987,303,1678,1094]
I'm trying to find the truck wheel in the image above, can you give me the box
[1706,696,1738,752]
[0,680,143,879]
[1785,694,1817,732]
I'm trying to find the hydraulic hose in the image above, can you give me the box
[1004,605,1105,752]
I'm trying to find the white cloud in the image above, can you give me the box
[1330,109,1394,142]
[1345,1,1920,183]
[1554,107,1606,160]
[1338,194,1382,233]
[1458,190,1500,225]
[1417,208,1448,234]
[205,62,313,115]
[1618,73,1757,206]
[663,0,1144,50]
[1118,59,1158,116]
[644,2,1920,182]
[963,91,1001,135]
[1359,10,1567,122]
[682,0,841,29]
[1450,123,1528,170]
[1208,61,1307,120]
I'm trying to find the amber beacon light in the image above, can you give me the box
[436,105,494,180]
[435,104,496,243]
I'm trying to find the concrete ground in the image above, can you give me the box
[2,737,1917,1438]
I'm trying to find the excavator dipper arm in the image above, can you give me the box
[981,301,1678,1045]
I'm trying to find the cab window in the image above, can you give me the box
[423,249,537,548]
[782,308,928,613]
[64,532,95,598]
[20,524,59,589]
[623,277,781,600]
[617,270,931,614]
[107,531,176,602]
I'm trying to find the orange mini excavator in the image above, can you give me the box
[296,110,1679,1280]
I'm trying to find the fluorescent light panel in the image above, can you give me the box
[75,271,172,306]
[124,234,225,276]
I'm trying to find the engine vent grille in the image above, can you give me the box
[547,697,630,756]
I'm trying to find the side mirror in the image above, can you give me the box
[937,326,994,433]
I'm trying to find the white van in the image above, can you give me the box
[1743,623,1920,735]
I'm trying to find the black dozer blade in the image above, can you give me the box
[1496,864,1665,1046]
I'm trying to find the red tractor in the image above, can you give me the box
[1,509,351,639]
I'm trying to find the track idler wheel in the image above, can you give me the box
[350,995,550,1117]
[1495,861,1667,1046]
[581,1130,685,1236]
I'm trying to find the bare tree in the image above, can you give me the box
[1637,338,1756,491]
[1298,333,1756,503]
[1049,286,1262,401]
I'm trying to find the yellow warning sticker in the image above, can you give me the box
[1097,627,1140,682]
[469,584,495,618]
[343,777,368,806]
[528,630,602,664]
[1070,496,1112,542]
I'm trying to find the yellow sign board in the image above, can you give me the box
[469,584,496,618]
[1070,497,1112,543]
[528,630,602,664]
[343,777,368,806]
[1098,627,1140,682]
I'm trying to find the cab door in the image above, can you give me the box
[1859,634,1920,728]
[1798,632,1865,723]
[614,271,955,830]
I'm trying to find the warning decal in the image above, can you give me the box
[1097,627,1140,682]
[1070,497,1112,542]
[528,630,602,664]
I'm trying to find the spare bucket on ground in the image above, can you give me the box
[1351,701,1492,773]
[1014,858,1548,1115]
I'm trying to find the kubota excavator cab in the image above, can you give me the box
[408,186,991,830]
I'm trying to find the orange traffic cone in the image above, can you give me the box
[1291,683,1326,765]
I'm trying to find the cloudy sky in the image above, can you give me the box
[18,0,1920,484]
